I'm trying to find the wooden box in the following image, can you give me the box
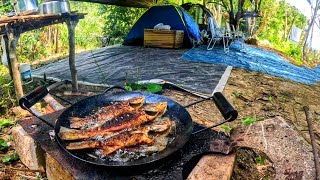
[144,29,184,49]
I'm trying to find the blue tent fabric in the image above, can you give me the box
[181,41,320,85]
[123,5,202,47]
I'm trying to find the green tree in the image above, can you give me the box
[99,6,147,44]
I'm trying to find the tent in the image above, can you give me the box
[123,5,202,47]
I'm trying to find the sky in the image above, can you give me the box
[285,0,320,50]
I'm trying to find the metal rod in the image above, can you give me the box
[49,92,73,105]
[304,106,320,180]
[104,85,127,93]
[184,96,213,108]
[192,116,231,135]
[22,104,55,128]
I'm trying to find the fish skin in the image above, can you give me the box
[65,119,171,151]
[60,111,156,140]
[69,96,145,129]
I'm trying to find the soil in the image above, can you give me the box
[1,66,320,179]
[232,147,275,180]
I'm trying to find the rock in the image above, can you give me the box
[9,107,31,119]
[11,125,45,171]
[187,153,236,180]
[262,103,273,111]
[46,153,75,180]
[233,116,316,179]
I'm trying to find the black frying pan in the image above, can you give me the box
[19,82,238,168]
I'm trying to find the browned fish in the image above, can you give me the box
[60,102,167,140]
[66,118,172,151]
[60,112,157,140]
[69,96,145,129]
[98,133,154,155]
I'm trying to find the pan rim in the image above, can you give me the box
[54,91,193,167]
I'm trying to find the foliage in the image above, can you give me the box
[2,152,19,163]
[255,155,266,165]
[99,6,146,44]
[0,1,13,15]
[125,82,163,93]
[220,125,232,133]
[0,66,15,114]
[0,118,15,128]
[242,117,256,125]
[256,0,308,63]
[0,138,9,151]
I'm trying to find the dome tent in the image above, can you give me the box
[123,5,202,47]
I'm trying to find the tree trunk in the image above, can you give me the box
[286,15,296,40]
[303,0,320,61]
[66,19,79,92]
[7,29,24,100]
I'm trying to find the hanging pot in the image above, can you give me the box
[39,1,71,15]
[14,0,39,15]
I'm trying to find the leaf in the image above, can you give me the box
[268,96,273,102]
[0,138,8,151]
[255,155,266,165]
[124,85,132,91]
[242,117,256,126]
[2,153,19,163]
[146,83,162,93]
[0,119,14,128]
[220,125,232,133]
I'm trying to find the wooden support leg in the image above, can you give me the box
[1,35,13,78]
[66,19,79,92]
[6,30,24,100]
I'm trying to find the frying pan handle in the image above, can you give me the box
[19,80,70,110]
[212,92,238,122]
[19,86,49,110]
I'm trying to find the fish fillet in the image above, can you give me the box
[60,111,158,140]
[69,96,145,129]
[66,118,172,151]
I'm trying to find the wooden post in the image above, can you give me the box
[6,29,24,100]
[2,35,13,78]
[66,19,78,92]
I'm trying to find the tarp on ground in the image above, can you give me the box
[181,41,320,85]
[123,5,202,47]
[32,45,228,97]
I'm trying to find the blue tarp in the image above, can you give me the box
[123,5,202,47]
[181,42,320,85]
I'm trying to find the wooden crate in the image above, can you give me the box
[144,29,184,49]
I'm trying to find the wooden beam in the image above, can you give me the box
[6,29,24,100]
[66,19,79,92]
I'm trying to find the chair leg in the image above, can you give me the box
[207,38,217,50]
[223,37,229,53]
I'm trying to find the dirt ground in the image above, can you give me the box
[0,67,320,179]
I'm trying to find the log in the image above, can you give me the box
[7,28,24,100]
[187,153,236,180]
[46,153,75,180]
[66,19,79,92]
[11,125,45,171]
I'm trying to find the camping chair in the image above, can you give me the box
[207,17,230,53]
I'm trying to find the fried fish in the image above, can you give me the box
[65,118,172,152]
[69,96,145,129]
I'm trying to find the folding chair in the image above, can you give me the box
[207,17,231,53]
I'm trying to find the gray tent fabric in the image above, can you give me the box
[32,45,228,96]
[289,26,302,44]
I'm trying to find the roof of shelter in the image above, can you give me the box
[71,0,156,7]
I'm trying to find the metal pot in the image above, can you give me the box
[39,1,71,15]
[14,0,38,15]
